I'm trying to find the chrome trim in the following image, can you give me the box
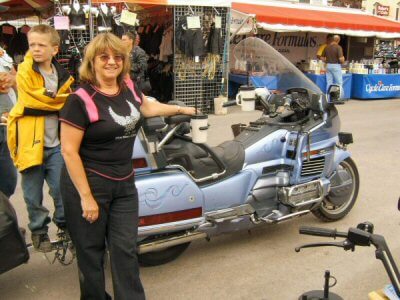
[138,217,204,237]
[138,231,207,254]
[251,210,310,224]
[166,164,226,183]
[157,125,180,151]
[280,180,324,207]
[205,204,255,223]
[301,157,325,177]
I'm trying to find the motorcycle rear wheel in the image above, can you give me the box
[312,157,359,222]
[138,242,191,267]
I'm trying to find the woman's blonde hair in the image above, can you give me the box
[79,33,130,87]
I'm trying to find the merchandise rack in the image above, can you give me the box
[174,5,229,114]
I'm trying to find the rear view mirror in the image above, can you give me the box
[327,85,344,104]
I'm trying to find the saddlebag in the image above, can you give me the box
[0,191,29,274]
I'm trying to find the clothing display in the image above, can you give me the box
[7,26,29,60]
[159,25,173,62]
[68,2,86,29]
[176,15,204,57]
[207,22,223,54]
[97,4,115,31]
[0,24,17,50]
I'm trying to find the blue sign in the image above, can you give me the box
[351,74,400,99]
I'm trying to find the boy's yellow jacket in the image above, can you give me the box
[7,52,74,171]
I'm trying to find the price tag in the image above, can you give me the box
[187,16,200,29]
[215,16,222,29]
[54,16,70,30]
[120,10,137,26]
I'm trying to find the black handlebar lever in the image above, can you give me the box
[296,222,400,298]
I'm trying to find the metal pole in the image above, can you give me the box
[88,0,94,40]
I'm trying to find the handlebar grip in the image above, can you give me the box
[222,100,237,107]
[299,226,339,238]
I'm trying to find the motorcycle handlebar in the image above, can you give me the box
[299,226,347,238]
[222,100,237,107]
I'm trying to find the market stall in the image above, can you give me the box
[229,1,400,99]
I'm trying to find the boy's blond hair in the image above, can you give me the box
[79,33,130,88]
[28,24,60,46]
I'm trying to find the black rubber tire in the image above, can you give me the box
[312,157,359,222]
[138,242,191,267]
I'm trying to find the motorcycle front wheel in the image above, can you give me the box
[312,157,359,222]
[138,242,191,267]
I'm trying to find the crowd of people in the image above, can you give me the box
[0,24,196,300]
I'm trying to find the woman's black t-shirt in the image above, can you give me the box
[60,83,143,180]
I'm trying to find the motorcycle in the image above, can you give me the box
[133,37,360,266]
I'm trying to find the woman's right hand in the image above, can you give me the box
[81,195,99,223]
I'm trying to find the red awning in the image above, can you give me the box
[232,2,400,34]
[0,0,53,20]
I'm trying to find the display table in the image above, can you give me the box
[229,73,278,98]
[305,73,353,99]
[351,74,400,99]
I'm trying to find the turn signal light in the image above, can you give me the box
[139,207,202,227]
[133,158,148,168]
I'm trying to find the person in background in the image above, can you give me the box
[7,24,74,252]
[316,34,333,60]
[322,35,345,97]
[59,33,196,300]
[121,31,150,93]
[0,46,17,198]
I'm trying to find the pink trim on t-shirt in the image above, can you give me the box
[74,88,99,123]
[59,118,86,131]
[86,168,135,181]
[90,84,121,97]
[124,77,142,105]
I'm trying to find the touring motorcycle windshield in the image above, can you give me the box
[231,37,322,95]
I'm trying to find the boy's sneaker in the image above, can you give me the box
[31,233,52,253]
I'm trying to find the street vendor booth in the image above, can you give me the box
[229,1,400,100]
[1,0,231,113]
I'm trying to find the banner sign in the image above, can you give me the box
[376,4,390,16]
[352,74,400,99]
[231,32,326,63]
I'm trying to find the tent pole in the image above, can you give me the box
[88,0,94,40]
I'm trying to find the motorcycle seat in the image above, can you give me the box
[164,138,245,183]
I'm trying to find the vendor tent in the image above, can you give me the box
[0,0,53,20]
[92,0,230,7]
[232,1,400,39]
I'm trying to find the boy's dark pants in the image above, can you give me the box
[60,166,145,300]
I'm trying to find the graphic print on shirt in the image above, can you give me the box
[108,100,140,139]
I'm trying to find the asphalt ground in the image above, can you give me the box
[1,99,400,299]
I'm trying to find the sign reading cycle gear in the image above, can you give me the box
[231,32,326,63]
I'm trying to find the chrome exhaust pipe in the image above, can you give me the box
[138,231,207,254]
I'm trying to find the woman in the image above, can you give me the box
[59,33,195,300]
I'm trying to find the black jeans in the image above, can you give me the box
[60,166,145,300]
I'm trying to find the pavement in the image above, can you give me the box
[1,99,400,300]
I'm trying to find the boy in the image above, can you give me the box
[7,25,74,252]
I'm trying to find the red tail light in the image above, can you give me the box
[139,207,202,227]
[133,158,148,168]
